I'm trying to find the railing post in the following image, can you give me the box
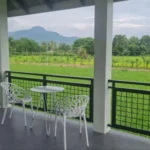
[8,71,11,83]
[111,82,116,127]
[90,79,94,122]
[43,75,47,111]
[43,75,47,86]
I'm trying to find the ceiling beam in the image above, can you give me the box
[15,0,29,14]
[44,0,53,10]
[80,0,85,6]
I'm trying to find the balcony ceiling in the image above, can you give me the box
[8,0,127,17]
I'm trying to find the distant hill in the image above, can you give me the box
[8,26,78,44]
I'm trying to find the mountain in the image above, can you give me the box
[8,26,78,44]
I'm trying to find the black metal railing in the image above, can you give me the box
[108,80,150,135]
[5,71,94,122]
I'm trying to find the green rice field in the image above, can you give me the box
[10,63,150,83]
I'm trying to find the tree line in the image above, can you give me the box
[9,37,93,56]
[113,35,150,56]
[9,34,150,56]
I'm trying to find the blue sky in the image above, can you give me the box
[8,0,150,38]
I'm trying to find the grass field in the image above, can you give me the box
[10,63,150,91]
[10,64,150,135]
[10,63,150,92]
[10,63,150,82]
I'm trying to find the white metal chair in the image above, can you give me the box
[54,95,89,150]
[0,82,34,127]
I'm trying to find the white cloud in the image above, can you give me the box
[114,23,146,28]
[83,16,94,20]
[67,23,94,30]
[114,15,148,23]
[113,14,149,30]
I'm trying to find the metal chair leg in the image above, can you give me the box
[43,94,50,136]
[79,115,82,134]
[63,116,67,150]
[9,104,14,118]
[54,113,58,137]
[30,101,34,119]
[83,113,89,147]
[30,99,40,129]
[1,106,8,125]
[22,102,27,127]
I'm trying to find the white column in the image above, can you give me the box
[93,0,113,134]
[0,0,10,107]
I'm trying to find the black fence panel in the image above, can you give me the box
[6,71,94,122]
[109,80,150,135]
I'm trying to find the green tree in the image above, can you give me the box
[77,47,88,59]
[13,38,40,54]
[9,37,15,54]
[73,38,94,55]
[128,36,140,55]
[113,35,128,55]
[139,44,147,55]
[58,43,71,52]
[49,41,57,51]
[140,35,150,54]
[41,42,47,52]
[129,36,139,45]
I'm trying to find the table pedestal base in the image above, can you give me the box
[30,93,55,136]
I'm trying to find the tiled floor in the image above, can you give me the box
[0,107,150,150]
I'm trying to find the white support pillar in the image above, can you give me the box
[0,0,10,107]
[93,0,113,134]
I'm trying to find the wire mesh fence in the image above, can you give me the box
[6,71,93,122]
[109,80,150,135]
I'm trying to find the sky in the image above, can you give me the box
[8,0,150,38]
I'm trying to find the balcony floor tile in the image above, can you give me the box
[0,107,150,150]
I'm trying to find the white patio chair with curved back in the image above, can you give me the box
[1,82,34,127]
[54,95,90,150]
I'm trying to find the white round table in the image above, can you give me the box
[30,86,64,93]
[30,86,64,136]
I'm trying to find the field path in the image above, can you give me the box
[113,67,150,72]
